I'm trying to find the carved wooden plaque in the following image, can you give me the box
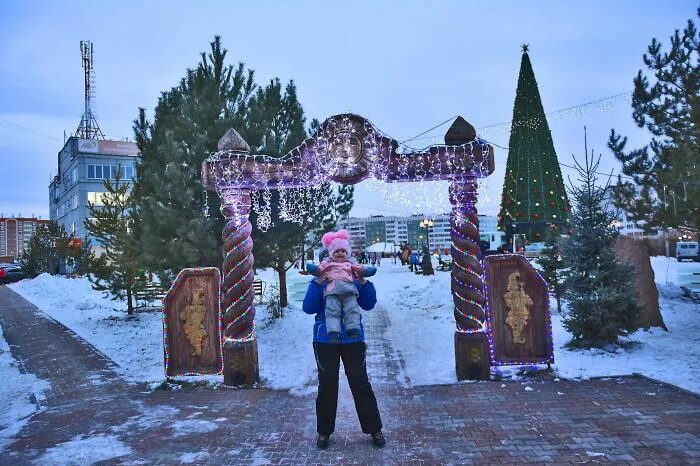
[484,255,553,365]
[163,268,221,376]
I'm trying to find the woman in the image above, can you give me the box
[302,250,385,449]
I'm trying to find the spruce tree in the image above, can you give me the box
[131,36,255,285]
[561,138,641,346]
[538,226,566,313]
[498,45,571,242]
[609,10,699,232]
[85,171,145,314]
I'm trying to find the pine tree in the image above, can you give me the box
[561,136,641,346]
[85,171,145,314]
[537,226,567,313]
[246,80,353,307]
[131,36,255,285]
[498,45,571,242]
[608,10,699,232]
[19,221,74,277]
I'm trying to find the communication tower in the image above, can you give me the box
[74,40,105,140]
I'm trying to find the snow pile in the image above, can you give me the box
[0,323,50,450]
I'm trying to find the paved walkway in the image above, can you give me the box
[1,286,699,465]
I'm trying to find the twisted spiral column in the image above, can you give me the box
[450,180,489,380]
[449,181,486,332]
[220,189,256,343]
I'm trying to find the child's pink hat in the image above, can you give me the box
[322,229,351,257]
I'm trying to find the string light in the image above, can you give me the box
[205,114,493,230]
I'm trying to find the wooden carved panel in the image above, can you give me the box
[163,268,221,376]
[484,255,553,365]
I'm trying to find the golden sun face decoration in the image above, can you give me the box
[326,129,370,181]
[328,130,364,165]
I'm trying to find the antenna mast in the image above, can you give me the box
[75,40,105,140]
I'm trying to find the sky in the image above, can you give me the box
[0,1,696,219]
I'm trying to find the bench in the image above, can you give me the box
[253,279,265,301]
[134,283,168,309]
[678,266,700,302]
[437,260,452,272]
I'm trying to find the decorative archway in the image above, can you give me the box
[202,114,495,386]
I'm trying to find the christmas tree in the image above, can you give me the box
[498,45,571,242]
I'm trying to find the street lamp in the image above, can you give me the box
[420,218,433,251]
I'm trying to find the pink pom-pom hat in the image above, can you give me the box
[322,229,352,257]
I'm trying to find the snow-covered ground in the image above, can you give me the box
[5,256,699,404]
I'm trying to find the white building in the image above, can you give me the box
[49,138,139,240]
[337,213,503,253]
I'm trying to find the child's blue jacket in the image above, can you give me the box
[302,278,377,344]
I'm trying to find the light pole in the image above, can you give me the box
[420,218,434,252]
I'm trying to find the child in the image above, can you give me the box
[307,229,376,341]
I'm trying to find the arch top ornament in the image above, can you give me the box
[202,113,494,192]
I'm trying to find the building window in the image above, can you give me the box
[87,191,106,206]
[87,164,133,180]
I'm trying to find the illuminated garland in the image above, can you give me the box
[206,114,493,231]
[162,267,223,376]
[482,254,555,366]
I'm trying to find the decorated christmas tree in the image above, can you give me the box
[498,45,571,242]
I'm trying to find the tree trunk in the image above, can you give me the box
[126,288,134,315]
[277,264,288,308]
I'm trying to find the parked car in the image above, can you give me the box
[676,241,700,262]
[0,264,27,284]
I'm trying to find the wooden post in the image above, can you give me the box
[450,181,490,380]
[220,188,259,387]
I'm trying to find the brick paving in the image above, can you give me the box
[1,286,699,465]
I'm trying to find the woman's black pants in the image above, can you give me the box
[313,342,382,435]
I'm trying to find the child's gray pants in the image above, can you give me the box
[325,280,361,334]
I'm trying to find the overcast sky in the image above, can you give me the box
[0,1,696,219]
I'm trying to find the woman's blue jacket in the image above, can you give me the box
[302,278,377,344]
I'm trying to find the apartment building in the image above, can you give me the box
[49,137,138,240]
[0,216,50,261]
[337,213,502,252]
